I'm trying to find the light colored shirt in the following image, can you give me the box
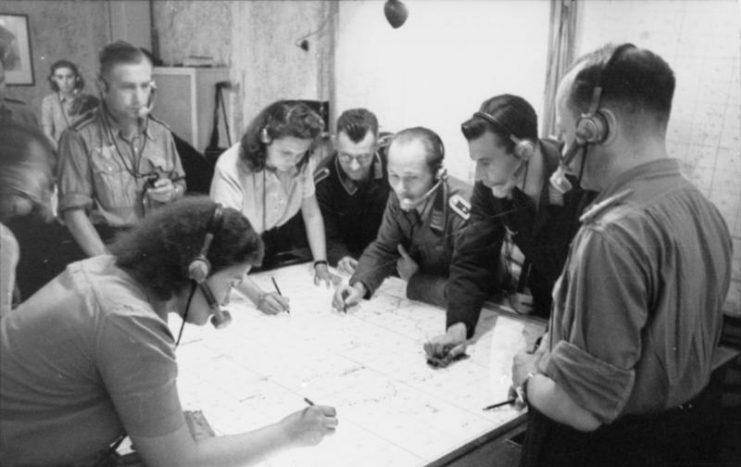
[57,108,186,228]
[41,93,96,146]
[539,158,732,423]
[0,223,19,318]
[0,255,184,466]
[210,142,316,234]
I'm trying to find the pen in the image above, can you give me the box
[271,277,289,314]
[482,398,516,411]
[304,397,315,406]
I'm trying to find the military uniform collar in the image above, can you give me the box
[428,179,448,233]
[334,151,383,196]
[592,158,679,206]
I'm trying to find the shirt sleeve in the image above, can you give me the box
[40,96,55,142]
[351,196,404,297]
[543,228,645,423]
[0,225,20,318]
[164,131,187,197]
[210,153,245,212]
[315,177,352,265]
[57,129,94,212]
[96,306,185,437]
[446,182,505,337]
[302,160,316,199]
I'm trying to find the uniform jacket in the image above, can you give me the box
[351,176,472,307]
[446,139,596,336]
[314,150,390,264]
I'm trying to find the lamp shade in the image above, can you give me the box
[384,0,409,29]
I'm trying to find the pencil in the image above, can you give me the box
[304,397,315,406]
[482,398,516,411]
[271,277,282,295]
[271,277,289,314]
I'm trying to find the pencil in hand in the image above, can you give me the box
[271,277,289,314]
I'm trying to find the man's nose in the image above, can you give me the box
[349,158,361,171]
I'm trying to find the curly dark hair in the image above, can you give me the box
[239,100,324,172]
[110,197,264,300]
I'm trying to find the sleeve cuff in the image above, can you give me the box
[544,340,634,423]
[58,193,93,212]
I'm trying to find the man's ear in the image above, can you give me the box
[95,75,107,95]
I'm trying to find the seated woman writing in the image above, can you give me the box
[0,197,337,466]
[210,100,337,315]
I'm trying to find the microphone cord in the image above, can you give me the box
[175,282,198,348]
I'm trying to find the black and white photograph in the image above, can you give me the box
[0,1,739,466]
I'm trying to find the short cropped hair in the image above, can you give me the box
[389,126,445,173]
[239,100,324,172]
[0,122,55,221]
[460,94,538,153]
[567,43,675,128]
[336,108,379,143]
[99,40,151,79]
[111,197,264,300]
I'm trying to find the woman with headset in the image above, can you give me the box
[40,59,99,149]
[0,197,338,466]
[210,100,337,315]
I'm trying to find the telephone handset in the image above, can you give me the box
[138,80,157,117]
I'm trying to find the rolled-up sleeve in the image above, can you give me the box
[210,153,245,212]
[57,130,93,212]
[545,228,648,423]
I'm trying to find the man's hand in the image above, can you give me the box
[336,256,358,276]
[424,322,467,358]
[396,244,419,281]
[331,282,365,311]
[146,177,178,203]
[314,263,341,288]
[256,291,290,315]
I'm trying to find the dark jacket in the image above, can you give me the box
[446,139,597,337]
[314,151,390,264]
[351,176,472,307]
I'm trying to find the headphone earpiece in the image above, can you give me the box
[260,127,272,144]
[511,134,536,162]
[187,204,224,284]
[434,166,447,181]
[574,43,637,146]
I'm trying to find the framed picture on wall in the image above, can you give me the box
[0,13,34,85]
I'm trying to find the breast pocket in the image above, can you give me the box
[90,147,136,209]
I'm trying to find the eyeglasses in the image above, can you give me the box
[338,152,375,165]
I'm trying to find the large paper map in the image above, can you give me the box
[171,264,545,466]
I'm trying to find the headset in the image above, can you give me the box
[574,43,637,145]
[186,203,233,329]
[473,111,536,162]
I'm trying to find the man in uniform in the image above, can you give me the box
[332,127,471,310]
[0,59,39,128]
[314,108,390,274]
[425,94,595,360]
[512,44,732,466]
[58,41,185,256]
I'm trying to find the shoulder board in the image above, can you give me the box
[313,166,331,184]
[70,112,96,131]
[579,189,633,224]
[449,193,471,221]
[147,114,171,130]
[3,97,26,105]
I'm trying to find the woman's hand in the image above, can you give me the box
[313,263,340,288]
[279,405,338,447]
[256,291,290,314]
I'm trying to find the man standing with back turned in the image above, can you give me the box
[512,43,732,466]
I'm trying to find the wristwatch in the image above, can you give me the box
[516,372,537,406]
[313,259,328,269]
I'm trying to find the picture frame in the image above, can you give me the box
[0,13,34,85]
